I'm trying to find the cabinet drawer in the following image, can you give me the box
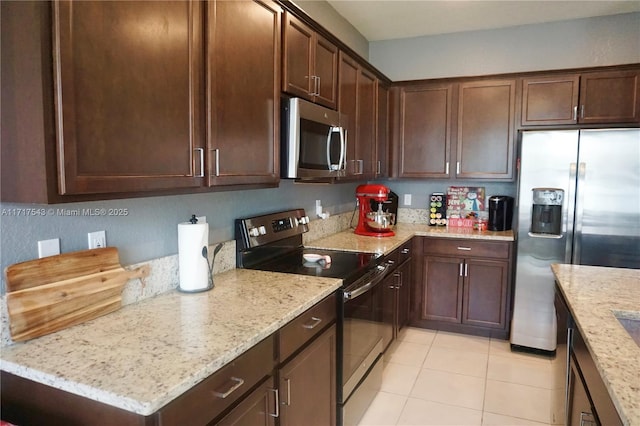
[423,238,510,259]
[158,335,275,426]
[279,294,336,362]
[398,241,413,264]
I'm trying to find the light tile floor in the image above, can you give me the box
[358,327,556,426]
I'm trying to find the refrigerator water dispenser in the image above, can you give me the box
[530,188,563,236]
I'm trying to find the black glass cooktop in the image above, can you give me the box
[246,248,380,286]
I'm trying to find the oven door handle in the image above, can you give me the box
[343,263,390,301]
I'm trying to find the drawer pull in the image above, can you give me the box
[401,248,410,254]
[302,316,322,329]
[283,378,292,406]
[457,246,471,251]
[268,388,279,418]
[212,377,244,399]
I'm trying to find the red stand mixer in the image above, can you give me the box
[354,184,396,237]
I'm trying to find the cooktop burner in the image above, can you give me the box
[245,248,379,284]
[235,209,383,287]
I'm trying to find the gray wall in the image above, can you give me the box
[370,12,640,81]
[0,181,359,276]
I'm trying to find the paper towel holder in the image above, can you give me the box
[178,215,213,293]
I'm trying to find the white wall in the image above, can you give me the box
[370,12,640,81]
[294,0,369,59]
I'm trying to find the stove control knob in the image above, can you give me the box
[248,227,260,237]
[292,217,299,226]
[258,226,267,235]
[300,216,310,225]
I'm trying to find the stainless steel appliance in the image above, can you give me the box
[488,195,514,231]
[281,97,347,180]
[235,209,393,426]
[511,128,640,352]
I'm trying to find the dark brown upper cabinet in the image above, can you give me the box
[521,75,580,126]
[1,0,281,203]
[338,52,378,178]
[457,79,516,180]
[282,13,338,110]
[376,82,390,178]
[54,0,206,196]
[395,83,454,179]
[521,69,640,126]
[392,79,515,180]
[207,0,281,187]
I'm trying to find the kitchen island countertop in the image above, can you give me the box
[306,223,514,255]
[0,269,341,416]
[552,264,640,425]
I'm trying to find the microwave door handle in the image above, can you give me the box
[339,127,346,170]
[326,126,342,170]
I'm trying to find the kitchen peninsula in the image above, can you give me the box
[553,264,640,425]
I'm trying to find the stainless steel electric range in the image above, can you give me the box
[235,209,393,426]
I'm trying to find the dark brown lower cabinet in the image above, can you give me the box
[216,377,277,426]
[568,357,596,426]
[278,324,336,426]
[415,238,512,339]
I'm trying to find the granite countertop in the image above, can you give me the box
[306,223,515,255]
[0,269,342,416]
[552,264,640,425]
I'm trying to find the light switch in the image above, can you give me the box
[404,194,412,206]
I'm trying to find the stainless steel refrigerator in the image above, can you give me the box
[511,128,640,352]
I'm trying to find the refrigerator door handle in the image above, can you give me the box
[565,162,578,263]
[572,162,586,264]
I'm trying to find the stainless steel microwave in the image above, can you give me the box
[281,97,347,180]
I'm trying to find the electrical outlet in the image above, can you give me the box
[88,231,106,249]
[404,194,412,206]
[38,238,60,258]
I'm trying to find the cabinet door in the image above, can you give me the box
[53,1,205,195]
[397,84,453,178]
[216,378,277,426]
[567,357,597,426]
[457,79,516,180]
[376,83,390,177]
[521,75,580,126]
[396,259,412,332]
[462,258,508,329]
[357,67,378,177]
[338,52,359,175]
[579,70,640,124]
[282,13,313,100]
[279,325,336,426]
[383,272,399,351]
[207,0,280,186]
[421,256,463,323]
[313,35,338,109]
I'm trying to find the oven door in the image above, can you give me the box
[340,262,392,425]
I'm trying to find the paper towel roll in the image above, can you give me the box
[178,221,210,292]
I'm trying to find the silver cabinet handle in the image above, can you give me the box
[316,76,321,96]
[573,106,578,121]
[213,148,220,177]
[195,148,205,178]
[580,412,596,426]
[401,248,410,254]
[268,388,279,418]
[212,377,244,398]
[456,161,461,175]
[459,263,464,277]
[283,378,291,406]
[580,104,585,119]
[464,263,468,277]
[377,160,381,175]
[445,161,449,175]
[302,316,322,329]
[457,246,471,251]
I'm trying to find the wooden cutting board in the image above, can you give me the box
[5,247,149,342]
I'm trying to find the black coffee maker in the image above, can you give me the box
[488,195,514,231]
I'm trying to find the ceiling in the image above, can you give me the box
[326,1,640,41]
